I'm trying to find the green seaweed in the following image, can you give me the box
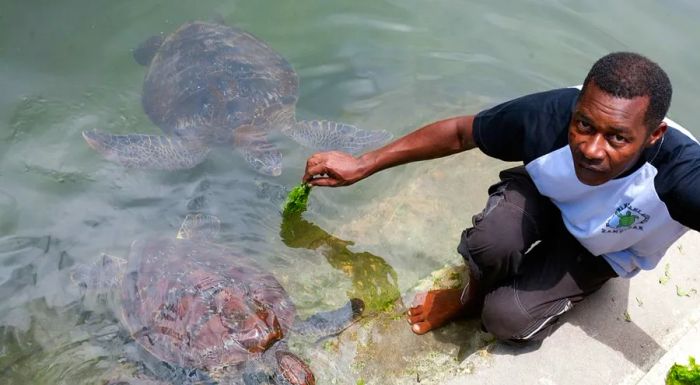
[282,183,312,216]
[666,356,700,385]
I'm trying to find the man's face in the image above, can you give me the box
[568,82,666,186]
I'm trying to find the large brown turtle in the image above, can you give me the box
[72,214,364,384]
[82,21,391,176]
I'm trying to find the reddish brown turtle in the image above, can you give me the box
[73,214,364,384]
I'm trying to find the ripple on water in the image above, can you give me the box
[0,190,19,235]
[323,13,415,33]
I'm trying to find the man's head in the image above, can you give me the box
[569,52,672,186]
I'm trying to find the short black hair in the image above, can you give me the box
[582,52,672,131]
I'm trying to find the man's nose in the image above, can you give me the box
[581,133,606,160]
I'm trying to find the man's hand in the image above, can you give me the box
[301,115,476,187]
[303,151,368,187]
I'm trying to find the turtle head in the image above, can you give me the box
[234,126,283,176]
[238,148,282,176]
[214,286,284,352]
[132,34,165,66]
[241,145,283,176]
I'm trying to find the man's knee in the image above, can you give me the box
[459,218,530,280]
[459,170,554,276]
[462,226,521,266]
[480,286,531,341]
[480,286,562,343]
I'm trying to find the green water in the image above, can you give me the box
[1,1,700,384]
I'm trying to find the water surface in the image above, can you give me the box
[1,1,699,384]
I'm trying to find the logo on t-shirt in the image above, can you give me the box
[602,203,650,233]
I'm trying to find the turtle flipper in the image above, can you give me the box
[235,345,315,385]
[294,298,364,337]
[70,254,126,291]
[284,120,393,155]
[83,130,210,170]
[176,213,221,241]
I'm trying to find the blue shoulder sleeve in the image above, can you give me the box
[650,127,700,231]
[473,88,578,163]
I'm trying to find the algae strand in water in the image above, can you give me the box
[282,183,312,216]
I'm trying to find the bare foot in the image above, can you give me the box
[407,287,467,335]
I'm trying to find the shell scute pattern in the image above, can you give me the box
[83,21,392,176]
[120,237,296,369]
[144,22,298,143]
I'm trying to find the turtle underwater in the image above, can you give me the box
[72,214,364,384]
[82,21,392,176]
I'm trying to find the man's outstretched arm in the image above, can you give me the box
[303,115,477,186]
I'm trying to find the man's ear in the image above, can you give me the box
[647,121,668,147]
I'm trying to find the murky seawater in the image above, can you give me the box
[1,1,699,384]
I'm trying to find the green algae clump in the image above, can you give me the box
[282,183,312,216]
[666,356,700,385]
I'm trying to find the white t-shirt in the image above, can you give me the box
[473,88,700,277]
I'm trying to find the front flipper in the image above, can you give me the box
[70,254,126,292]
[176,213,221,241]
[237,345,315,385]
[284,120,392,155]
[82,130,210,170]
[132,34,165,66]
[294,298,365,338]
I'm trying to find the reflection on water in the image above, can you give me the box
[280,213,401,314]
[2,0,700,384]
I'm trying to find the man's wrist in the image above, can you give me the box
[356,152,378,181]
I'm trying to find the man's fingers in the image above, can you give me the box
[303,162,327,182]
[303,151,355,186]
[308,177,338,187]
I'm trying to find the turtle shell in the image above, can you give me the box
[141,21,299,145]
[120,237,296,369]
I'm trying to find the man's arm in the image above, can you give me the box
[303,115,477,186]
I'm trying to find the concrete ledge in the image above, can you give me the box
[440,231,700,385]
[636,321,700,385]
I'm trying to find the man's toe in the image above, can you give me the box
[411,322,432,335]
[407,313,425,325]
[407,305,423,317]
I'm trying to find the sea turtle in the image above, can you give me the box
[82,21,392,176]
[72,214,364,384]
[613,210,639,228]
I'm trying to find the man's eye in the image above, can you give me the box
[610,134,627,144]
[577,120,592,131]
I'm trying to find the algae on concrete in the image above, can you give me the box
[666,356,700,385]
[659,262,672,285]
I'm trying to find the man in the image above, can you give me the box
[302,52,700,344]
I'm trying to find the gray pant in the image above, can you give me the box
[458,166,617,342]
